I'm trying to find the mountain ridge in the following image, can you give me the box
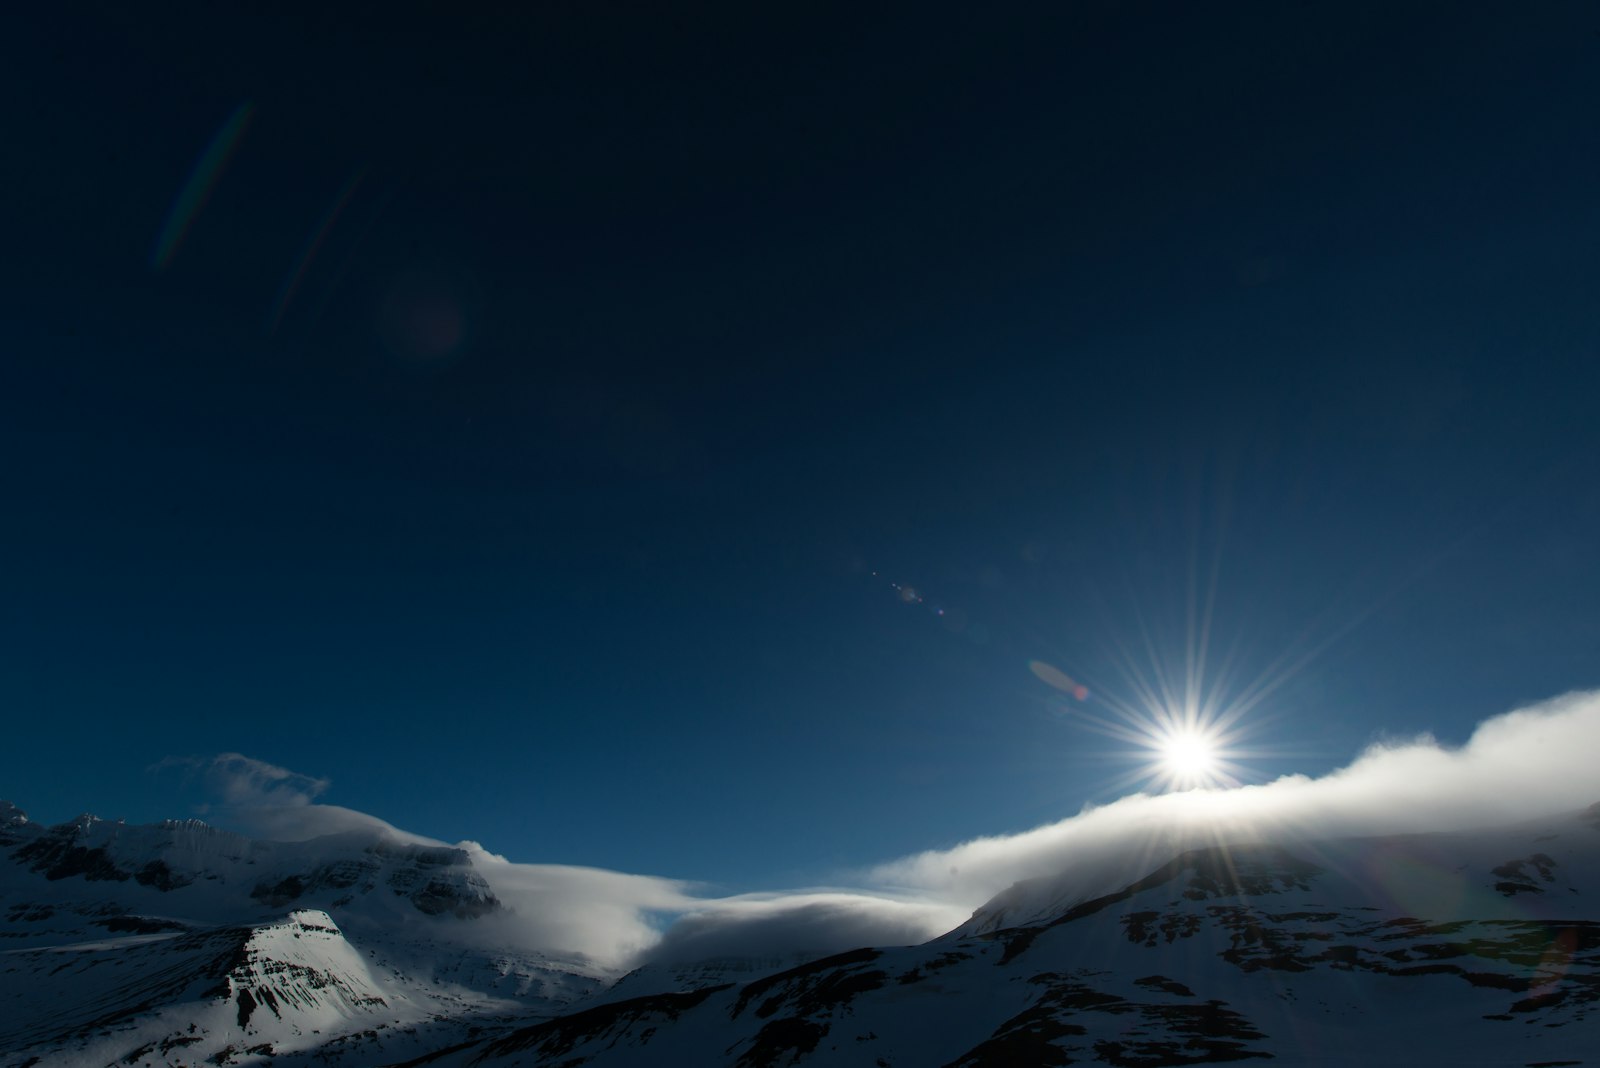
[4,800,1600,1065]
[399,804,1600,1067]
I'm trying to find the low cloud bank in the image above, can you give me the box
[183,691,1600,970]
[871,689,1600,910]
[464,854,697,966]
[645,893,968,966]
[171,753,443,846]
[168,755,699,966]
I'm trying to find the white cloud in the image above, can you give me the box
[466,852,697,966]
[204,752,329,807]
[643,892,967,966]
[172,753,444,846]
[867,689,1600,917]
[169,754,687,967]
[177,757,965,969]
[178,691,1600,972]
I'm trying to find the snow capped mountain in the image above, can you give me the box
[5,799,1599,1066]
[1,809,499,923]
[407,804,1600,1067]
[589,953,823,1010]
[0,806,610,1067]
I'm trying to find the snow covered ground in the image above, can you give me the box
[403,806,1600,1067]
[3,799,1598,1065]
[0,803,607,1067]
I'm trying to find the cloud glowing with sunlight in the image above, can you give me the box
[185,692,1600,972]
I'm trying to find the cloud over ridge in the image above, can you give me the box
[182,690,1600,969]
[870,689,1600,917]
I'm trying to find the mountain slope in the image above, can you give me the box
[0,805,608,1067]
[6,801,1600,1066]
[412,805,1600,1067]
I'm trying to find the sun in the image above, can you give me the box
[1032,607,1274,792]
[1158,729,1219,785]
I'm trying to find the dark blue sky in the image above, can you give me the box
[3,4,1597,889]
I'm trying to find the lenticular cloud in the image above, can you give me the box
[183,690,1600,969]
[644,893,968,966]
[867,688,1600,911]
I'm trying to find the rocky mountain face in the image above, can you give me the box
[412,806,1600,1068]
[2,806,498,919]
[0,806,607,1067]
[3,802,1599,1066]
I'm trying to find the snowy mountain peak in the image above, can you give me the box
[0,803,30,849]
[400,807,1600,1068]
[285,907,339,931]
[0,807,503,925]
[6,802,1600,1065]
[0,807,612,1067]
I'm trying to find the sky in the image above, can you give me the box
[2,5,1598,893]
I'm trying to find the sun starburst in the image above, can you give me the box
[1157,728,1219,785]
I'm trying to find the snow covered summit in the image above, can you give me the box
[0,804,610,1067]
[4,799,1600,1066]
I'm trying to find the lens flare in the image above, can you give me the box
[1029,660,1090,702]
[150,101,255,269]
[267,171,364,334]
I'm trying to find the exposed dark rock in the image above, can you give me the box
[236,988,257,1028]
[898,950,973,986]
[134,859,190,891]
[737,1016,829,1068]
[251,875,306,907]
[122,1040,156,1063]
[996,926,1043,965]
[14,834,131,882]
[943,980,1087,1067]
[949,973,1271,1068]
[478,984,732,1061]
[984,845,1325,968]
[1124,910,1203,947]
[731,948,882,1019]
[1492,854,1559,896]
[1136,976,1198,998]
[411,878,500,918]
[94,916,188,934]
[753,967,887,1021]
[0,801,34,848]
